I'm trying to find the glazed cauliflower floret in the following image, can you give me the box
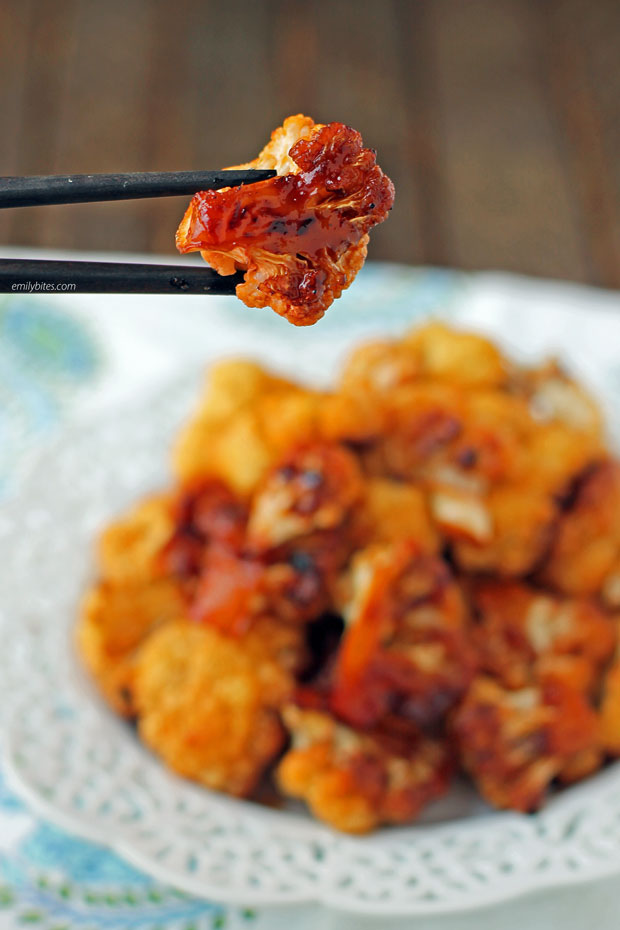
[135,619,300,797]
[189,443,365,633]
[160,478,248,590]
[277,705,452,833]
[542,461,620,599]
[515,359,603,437]
[176,115,395,326]
[469,580,615,692]
[77,578,186,717]
[330,541,473,729]
[246,442,364,555]
[191,542,335,634]
[452,675,601,812]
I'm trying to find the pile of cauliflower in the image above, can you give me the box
[78,322,620,833]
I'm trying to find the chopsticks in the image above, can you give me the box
[0,169,276,208]
[0,169,275,294]
[0,258,244,295]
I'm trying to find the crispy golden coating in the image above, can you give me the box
[542,461,620,598]
[341,323,508,395]
[277,706,452,833]
[403,322,509,388]
[601,644,620,757]
[330,541,473,729]
[356,478,439,551]
[98,494,175,585]
[134,619,301,797]
[176,115,395,325]
[77,578,186,717]
[443,485,557,576]
[173,360,306,492]
[451,675,601,812]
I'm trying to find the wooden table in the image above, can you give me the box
[2,0,619,287]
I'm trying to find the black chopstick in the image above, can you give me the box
[0,258,243,295]
[0,169,276,209]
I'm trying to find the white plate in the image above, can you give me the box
[3,280,620,917]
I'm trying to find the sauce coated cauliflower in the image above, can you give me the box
[277,705,452,833]
[78,321,620,833]
[176,115,395,325]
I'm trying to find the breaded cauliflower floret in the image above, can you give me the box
[135,619,301,797]
[277,706,452,833]
[450,484,557,576]
[77,578,186,717]
[98,494,175,585]
[173,360,306,492]
[600,637,620,757]
[452,675,601,812]
[469,580,615,692]
[340,339,423,396]
[176,116,395,326]
[330,541,473,729]
[542,461,620,599]
[515,359,603,437]
[404,322,509,388]
[356,478,439,552]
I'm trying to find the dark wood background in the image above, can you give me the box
[2,0,619,287]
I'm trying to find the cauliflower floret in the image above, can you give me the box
[176,116,395,326]
[404,322,509,388]
[246,443,364,556]
[98,494,175,585]
[330,541,473,729]
[173,360,306,491]
[469,580,615,692]
[356,478,439,552]
[542,461,620,597]
[600,640,620,757]
[277,705,452,833]
[160,479,248,593]
[340,339,422,396]
[452,675,601,812]
[134,619,301,797]
[77,578,186,717]
[189,444,364,633]
[191,543,335,634]
[515,359,603,437]
[451,484,557,576]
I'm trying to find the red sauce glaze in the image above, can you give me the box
[191,545,263,636]
[176,123,395,324]
[329,543,474,729]
[160,480,247,584]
